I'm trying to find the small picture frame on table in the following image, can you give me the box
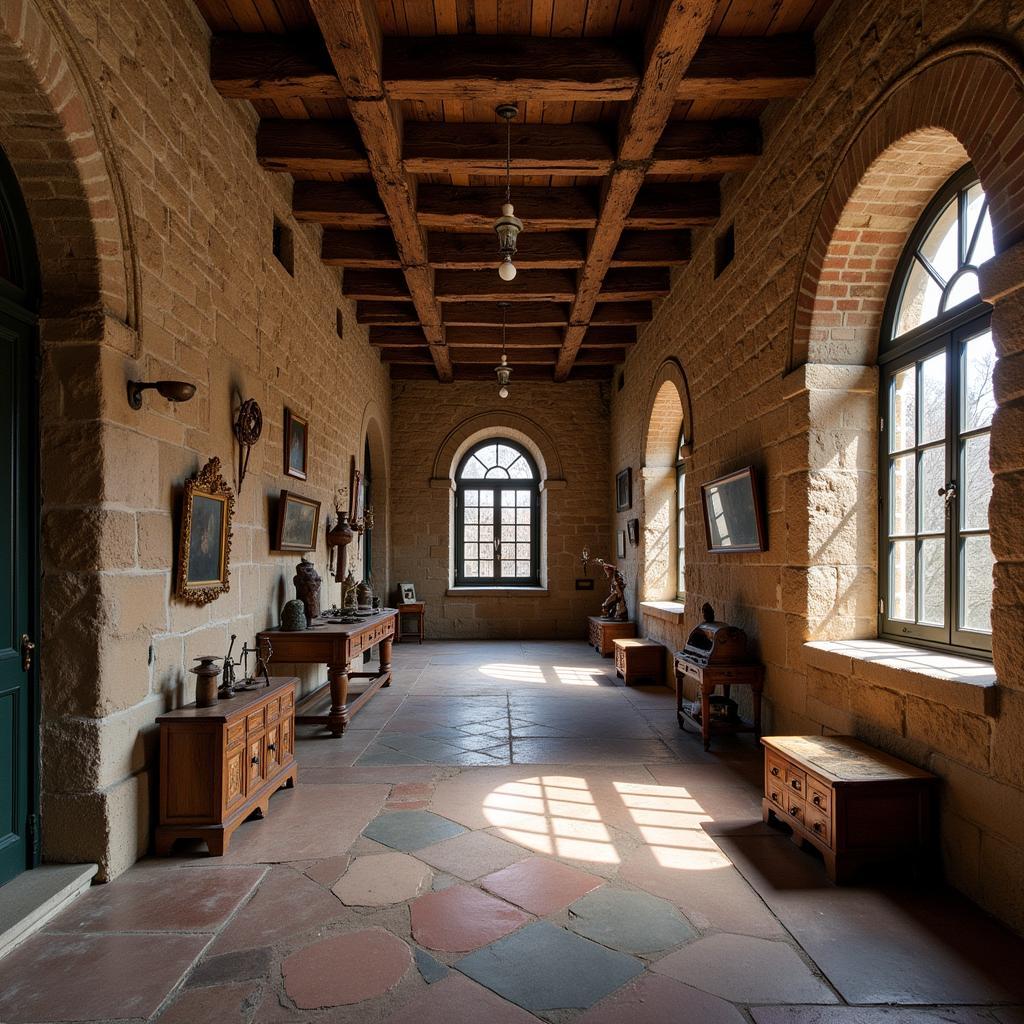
[399,583,417,604]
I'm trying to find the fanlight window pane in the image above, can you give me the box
[485,465,510,478]
[944,271,980,311]
[462,459,485,479]
[895,258,942,337]
[508,458,532,479]
[969,210,994,265]
[918,195,959,282]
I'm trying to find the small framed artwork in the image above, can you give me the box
[349,456,364,520]
[575,578,595,591]
[615,467,632,512]
[616,530,626,559]
[275,490,321,552]
[399,582,417,604]
[177,457,234,605]
[627,517,639,546]
[284,408,308,480]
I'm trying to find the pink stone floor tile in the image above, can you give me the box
[417,829,529,880]
[383,972,540,1024]
[283,928,411,1008]
[652,933,837,1004]
[211,866,346,954]
[0,932,207,1023]
[221,783,388,863]
[301,854,350,887]
[156,981,258,1023]
[47,865,264,933]
[577,973,746,1024]
[481,856,603,915]
[411,884,530,952]
[332,851,431,905]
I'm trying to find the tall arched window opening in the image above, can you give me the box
[676,427,686,600]
[455,439,540,586]
[879,164,994,655]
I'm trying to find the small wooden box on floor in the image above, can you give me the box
[762,735,938,882]
[155,676,298,856]
[587,615,635,657]
[613,638,665,685]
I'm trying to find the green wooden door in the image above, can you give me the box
[0,146,39,888]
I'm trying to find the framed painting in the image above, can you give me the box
[701,466,767,554]
[627,517,639,546]
[616,530,626,560]
[284,408,308,480]
[275,490,321,553]
[399,582,416,603]
[615,467,632,512]
[176,457,234,605]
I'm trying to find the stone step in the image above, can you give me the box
[0,864,98,960]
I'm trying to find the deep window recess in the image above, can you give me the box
[676,427,686,600]
[455,439,540,586]
[878,165,994,655]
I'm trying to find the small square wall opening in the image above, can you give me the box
[273,218,294,275]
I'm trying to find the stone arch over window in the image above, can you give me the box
[784,42,1024,647]
[640,359,693,601]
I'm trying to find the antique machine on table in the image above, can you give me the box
[675,603,763,750]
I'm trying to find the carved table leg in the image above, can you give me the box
[328,660,350,737]
[380,636,393,687]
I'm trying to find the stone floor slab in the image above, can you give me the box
[384,973,539,1024]
[652,933,837,1004]
[411,884,530,952]
[577,973,746,1024]
[187,946,274,988]
[749,1009,1002,1024]
[282,927,411,1008]
[417,830,529,880]
[156,980,258,1023]
[567,887,696,954]
[332,851,431,906]
[415,946,450,984]
[363,809,468,851]
[481,856,604,915]
[456,920,645,1011]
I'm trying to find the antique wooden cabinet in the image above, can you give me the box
[613,638,665,685]
[762,735,938,882]
[587,615,635,657]
[155,676,298,856]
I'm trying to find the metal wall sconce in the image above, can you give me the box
[127,379,196,410]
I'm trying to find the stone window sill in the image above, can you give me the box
[446,587,549,598]
[640,600,686,625]
[803,639,997,717]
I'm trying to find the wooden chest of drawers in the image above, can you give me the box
[613,638,665,685]
[587,616,635,657]
[155,676,298,856]
[762,735,938,882]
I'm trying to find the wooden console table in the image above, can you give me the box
[587,615,635,657]
[258,609,397,737]
[155,676,297,856]
[762,735,938,882]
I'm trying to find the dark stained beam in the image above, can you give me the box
[322,229,400,268]
[383,34,642,102]
[293,181,388,228]
[357,302,420,325]
[648,119,761,175]
[306,0,452,380]
[433,269,669,303]
[256,120,368,175]
[599,268,671,301]
[442,303,571,327]
[555,0,717,380]
[211,33,343,99]
[612,231,690,266]
[428,231,586,269]
[417,185,599,231]
[390,363,614,381]
[677,34,815,100]
[343,270,411,301]
[590,302,653,325]
[628,184,719,226]
[371,326,600,349]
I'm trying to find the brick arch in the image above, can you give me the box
[432,411,565,485]
[0,0,139,325]
[791,42,1024,369]
[641,358,693,468]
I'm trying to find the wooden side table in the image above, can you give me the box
[587,616,636,657]
[397,602,425,643]
[675,653,763,750]
[613,638,665,685]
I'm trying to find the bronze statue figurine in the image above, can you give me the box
[594,558,628,621]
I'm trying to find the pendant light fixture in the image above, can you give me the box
[494,104,523,281]
[495,302,513,399]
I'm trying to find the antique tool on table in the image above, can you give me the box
[219,634,239,699]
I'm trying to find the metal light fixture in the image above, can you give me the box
[127,379,196,410]
[493,103,523,281]
[495,302,513,399]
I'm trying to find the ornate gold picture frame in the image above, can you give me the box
[176,456,235,604]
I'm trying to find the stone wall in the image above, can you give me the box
[0,0,390,878]
[390,381,610,639]
[611,1,1024,932]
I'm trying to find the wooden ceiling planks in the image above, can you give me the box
[196,0,833,381]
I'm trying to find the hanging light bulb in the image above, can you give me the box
[494,104,523,281]
[495,302,513,399]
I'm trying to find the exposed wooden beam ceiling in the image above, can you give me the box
[369,326,636,349]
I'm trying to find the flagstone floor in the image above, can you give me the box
[1,640,1023,1023]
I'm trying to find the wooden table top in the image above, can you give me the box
[258,608,398,638]
[763,735,937,784]
[157,676,297,723]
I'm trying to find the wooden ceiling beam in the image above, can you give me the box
[554,0,717,380]
[356,302,421,325]
[343,270,411,301]
[440,301,653,328]
[649,119,761,175]
[293,181,388,228]
[256,120,367,175]
[612,231,690,267]
[211,33,813,104]
[371,326,576,349]
[418,185,599,230]
[428,231,585,269]
[322,229,400,268]
[391,363,615,381]
[306,0,451,381]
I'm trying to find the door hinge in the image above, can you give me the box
[26,813,39,858]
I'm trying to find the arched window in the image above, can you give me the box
[878,165,993,654]
[676,426,686,600]
[455,439,540,586]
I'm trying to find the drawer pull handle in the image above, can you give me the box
[267,743,276,753]
[812,795,822,807]
[772,792,780,804]
[251,755,260,766]
[771,767,780,777]
[790,779,800,789]
[813,821,824,833]
[789,806,799,816]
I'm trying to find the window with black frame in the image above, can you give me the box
[455,439,540,586]
[878,164,994,655]
[676,427,686,600]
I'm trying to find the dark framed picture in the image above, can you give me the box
[616,530,626,559]
[275,490,321,552]
[177,457,234,605]
[284,408,308,480]
[701,466,766,554]
[627,518,639,546]
[399,582,417,603]
[615,467,632,512]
